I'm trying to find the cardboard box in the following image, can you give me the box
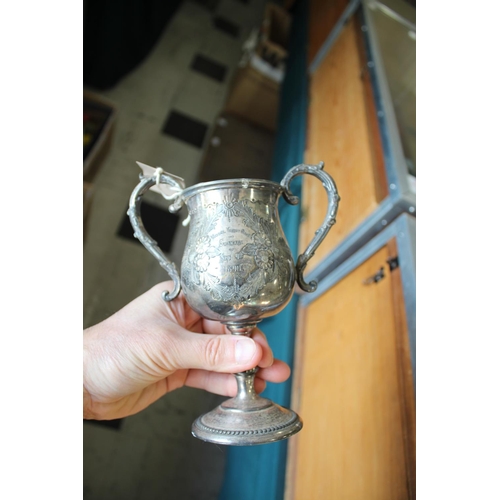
[224,64,280,133]
[222,4,291,132]
[197,114,275,183]
[258,3,292,70]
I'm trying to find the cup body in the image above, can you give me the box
[181,179,296,323]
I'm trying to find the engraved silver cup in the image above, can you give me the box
[128,162,339,445]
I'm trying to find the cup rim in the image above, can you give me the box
[181,178,284,201]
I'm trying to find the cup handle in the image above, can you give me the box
[280,161,340,293]
[127,173,184,301]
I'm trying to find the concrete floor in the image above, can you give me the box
[83,1,272,498]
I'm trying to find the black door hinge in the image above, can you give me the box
[387,256,399,271]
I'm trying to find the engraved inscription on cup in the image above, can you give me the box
[180,186,296,322]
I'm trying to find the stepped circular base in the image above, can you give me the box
[192,396,303,446]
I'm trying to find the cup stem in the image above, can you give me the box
[234,368,259,401]
[226,323,259,401]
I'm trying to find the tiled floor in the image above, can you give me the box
[83,1,273,498]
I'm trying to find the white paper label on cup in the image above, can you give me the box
[136,161,185,199]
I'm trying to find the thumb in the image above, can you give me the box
[171,330,262,373]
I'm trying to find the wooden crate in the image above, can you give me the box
[258,3,292,69]
[224,64,281,132]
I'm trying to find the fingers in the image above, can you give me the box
[184,359,290,396]
[143,282,277,370]
[170,323,278,373]
[200,318,230,335]
[133,281,283,377]
[252,330,274,369]
[198,323,275,369]
[255,359,291,383]
[169,329,263,373]
[185,370,267,397]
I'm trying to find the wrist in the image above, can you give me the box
[83,326,98,420]
[83,385,95,420]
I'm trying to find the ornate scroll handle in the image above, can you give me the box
[128,173,185,302]
[280,161,340,293]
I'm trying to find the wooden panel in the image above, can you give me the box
[288,244,412,500]
[284,305,307,500]
[308,0,349,64]
[301,19,381,271]
[387,239,416,498]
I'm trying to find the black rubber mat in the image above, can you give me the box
[191,54,227,82]
[117,200,180,253]
[161,110,209,149]
[213,16,240,38]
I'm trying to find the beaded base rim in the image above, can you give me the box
[191,404,303,446]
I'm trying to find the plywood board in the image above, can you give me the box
[288,245,412,499]
[387,239,416,498]
[301,19,380,272]
[308,0,349,64]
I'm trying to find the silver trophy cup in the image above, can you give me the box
[128,161,339,445]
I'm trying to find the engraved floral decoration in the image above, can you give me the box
[194,236,216,272]
[219,194,241,220]
[195,254,211,272]
[237,232,275,271]
[183,235,222,291]
[255,248,274,270]
[182,196,292,302]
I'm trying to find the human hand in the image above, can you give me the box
[83,282,290,420]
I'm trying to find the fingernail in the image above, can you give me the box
[235,338,257,363]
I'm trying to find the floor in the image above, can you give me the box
[83,1,274,499]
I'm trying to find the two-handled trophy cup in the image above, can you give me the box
[128,161,339,445]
